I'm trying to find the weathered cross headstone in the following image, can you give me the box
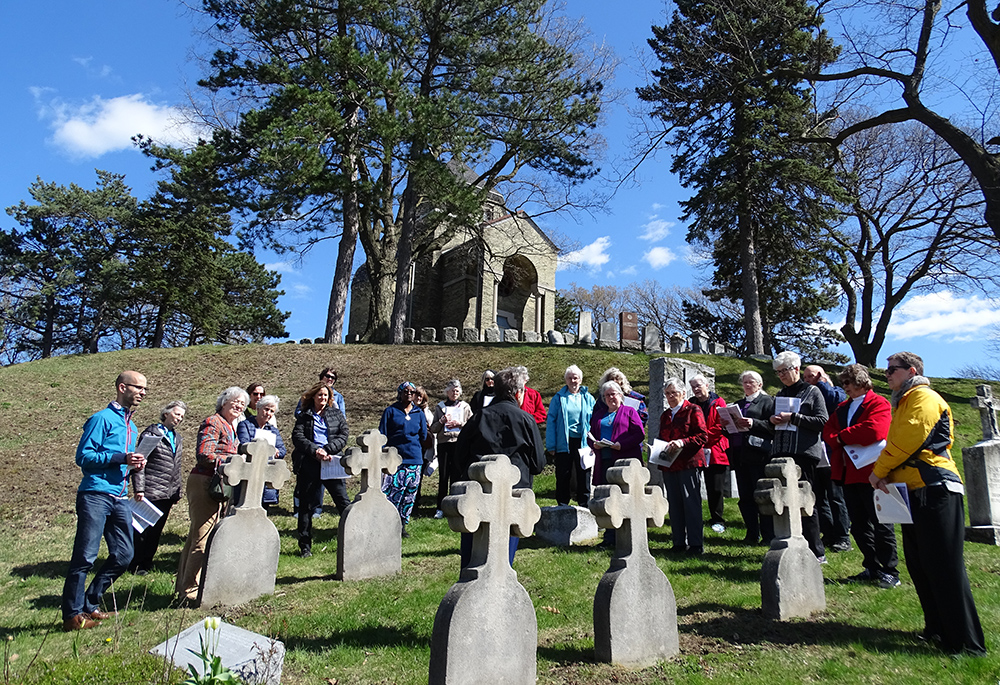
[338,430,403,579]
[151,619,284,685]
[429,454,541,685]
[754,457,826,619]
[200,439,291,608]
[589,459,677,666]
[620,312,640,350]
[964,385,1000,544]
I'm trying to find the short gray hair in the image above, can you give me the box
[444,378,462,394]
[689,373,708,387]
[739,370,763,385]
[494,367,525,400]
[663,377,684,393]
[564,364,583,380]
[256,395,280,413]
[160,400,187,422]
[773,351,801,371]
[216,386,249,413]
[600,380,623,398]
[600,367,632,394]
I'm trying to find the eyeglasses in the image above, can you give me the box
[886,365,908,375]
[664,390,683,397]
[776,368,795,376]
[251,391,265,396]
[321,374,336,381]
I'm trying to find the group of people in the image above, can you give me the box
[59,352,986,657]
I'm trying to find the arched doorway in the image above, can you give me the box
[496,255,537,331]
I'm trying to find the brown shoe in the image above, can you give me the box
[89,609,116,621]
[63,614,101,632]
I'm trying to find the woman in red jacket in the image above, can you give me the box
[823,364,897,588]
[688,374,730,533]
[658,378,708,555]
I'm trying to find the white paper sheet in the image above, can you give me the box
[648,438,680,468]
[774,397,801,432]
[874,483,912,524]
[578,445,595,470]
[131,498,164,533]
[844,439,887,469]
[320,455,350,480]
[134,434,163,457]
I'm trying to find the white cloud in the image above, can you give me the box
[638,217,673,242]
[621,265,638,276]
[33,91,205,158]
[642,246,678,269]
[265,261,296,274]
[558,236,612,271]
[291,283,312,298]
[650,202,664,211]
[886,291,1000,342]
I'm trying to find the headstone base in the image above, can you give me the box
[761,538,826,620]
[151,620,284,685]
[534,505,600,546]
[965,526,1000,545]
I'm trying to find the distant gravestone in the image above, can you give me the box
[462,327,479,343]
[589,459,677,666]
[338,431,403,579]
[754,457,826,620]
[669,333,686,354]
[442,327,459,343]
[597,321,617,349]
[620,312,640,350]
[151,619,284,685]
[403,328,416,343]
[642,325,660,353]
[421,327,437,343]
[534,505,599,546]
[429,455,541,685]
[964,385,1000,545]
[578,311,594,344]
[503,328,519,343]
[484,327,501,343]
[690,329,709,354]
[564,332,577,345]
[523,330,540,343]
[547,330,565,345]
[200,440,291,608]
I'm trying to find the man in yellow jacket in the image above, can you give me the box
[870,351,986,657]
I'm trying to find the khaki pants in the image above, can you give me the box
[175,472,222,601]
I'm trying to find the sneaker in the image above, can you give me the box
[401,525,410,539]
[816,555,828,565]
[433,510,444,519]
[877,572,901,589]
[711,523,725,534]
[300,548,312,558]
[845,569,876,583]
[830,540,852,553]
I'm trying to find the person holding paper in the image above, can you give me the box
[292,383,350,556]
[176,386,246,602]
[430,379,473,518]
[870,352,986,656]
[237,395,287,510]
[688,374,730,533]
[129,399,186,575]
[732,371,775,545]
[61,371,148,632]
[657,378,709,555]
[769,351,828,562]
[822,365,897,588]
[379,382,429,538]
[546,365,597,507]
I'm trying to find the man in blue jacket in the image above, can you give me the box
[61,371,148,631]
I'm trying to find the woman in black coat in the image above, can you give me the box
[292,382,350,557]
[732,371,776,545]
[129,400,187,574]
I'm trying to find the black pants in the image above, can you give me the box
[781,454,824,558]
[554,437,590,506]
[734,457,774,543]
[129,497,175,573]
[296,461,350,552]
[903,485,986,655]
[843,482,898,574]
[815,465,851,546]
[436,441,459,509]
[703,463,728,524]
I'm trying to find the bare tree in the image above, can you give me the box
[624,280,687,339]
[828,119,1000,365]
[560,283,630,338]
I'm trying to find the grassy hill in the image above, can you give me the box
[0,344,997,684]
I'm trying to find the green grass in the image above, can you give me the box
[1,344,999,683]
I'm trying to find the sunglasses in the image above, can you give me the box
[886,365,908,375]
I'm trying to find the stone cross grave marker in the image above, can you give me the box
[429,454,541,685]
[199,439,290,608]
[754,457,825,620]
[589,459,678,666]
[338,430,403,579]
[971,384,1000,441]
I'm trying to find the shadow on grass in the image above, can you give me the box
[537,643,595,664]
[285,624,426,653]
[11,560,67,580]
[680,601,929,655]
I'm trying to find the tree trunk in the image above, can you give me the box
[151,298,167,348]
[390,181,419,344]
[364,257,396,343]
[42,291,55,359]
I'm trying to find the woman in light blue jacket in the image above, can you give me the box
[545,365,596,506]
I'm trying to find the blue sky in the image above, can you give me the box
[4,0,998,377]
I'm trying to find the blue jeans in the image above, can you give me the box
[62,491,134,620]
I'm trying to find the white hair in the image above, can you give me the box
[216,386,249,413]
[663,377,685,393]
[600,380,623,398]
[444,378,462,393]
[256,395,280,412]
[740,370,763,385]
[689,373,708,387]
[772,351,801,371]
[564,364,583,380]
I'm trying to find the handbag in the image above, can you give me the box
[208,471,232,502]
